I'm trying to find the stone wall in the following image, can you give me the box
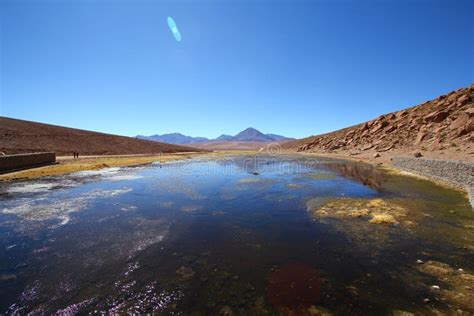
[392,156,473,206]
[0,152,56,173]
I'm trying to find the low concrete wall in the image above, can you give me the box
[392,156,474,206]
[0,152,56,173]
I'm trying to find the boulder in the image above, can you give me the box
[465,107,474,116]
[449,114,469,130]
[433,126,446,133]
[414,117,424,124]
[362,144,374,151]
[435,100,446,107]
[416,132,428,144]
[398,110,409,117]
[378,144,395,152]
[385,125,397,133]
[457,95,471,106]
[457,122,474,137]
[425,111,449,123]
[372,121,389,133]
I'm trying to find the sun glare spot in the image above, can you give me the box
[167,16,182,42]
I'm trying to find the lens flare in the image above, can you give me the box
[167,16,182,42]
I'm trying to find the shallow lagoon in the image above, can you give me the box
[0,155,473,315]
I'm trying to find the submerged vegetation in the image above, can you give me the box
[0,155,473,314]
[308,198,409,226]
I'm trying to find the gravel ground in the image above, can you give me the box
[391,156,474,207]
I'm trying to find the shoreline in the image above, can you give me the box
[1,150,472,207]
[0,152,204,181]
[282,150,473,207]
[0,151,257,181]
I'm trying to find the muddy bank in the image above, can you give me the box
[392,156,473,207]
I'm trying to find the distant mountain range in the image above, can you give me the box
[137,133,209,145]
[137,128,294,145]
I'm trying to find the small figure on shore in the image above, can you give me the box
[72,152,79,159]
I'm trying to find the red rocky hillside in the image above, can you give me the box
[282,85,473,162]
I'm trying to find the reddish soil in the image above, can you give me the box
[282,85,473,163]
[0,117,204,156]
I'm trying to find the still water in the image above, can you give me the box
[0,155,473,315]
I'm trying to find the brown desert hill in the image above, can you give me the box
[282,84,474,162]
[0,117,204,156]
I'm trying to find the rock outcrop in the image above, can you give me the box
[282,85,473,161]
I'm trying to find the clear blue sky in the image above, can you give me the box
[1,0,473,139]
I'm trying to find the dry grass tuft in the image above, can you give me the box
[369,213,399,225]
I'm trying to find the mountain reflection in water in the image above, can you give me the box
[0,155,472,315]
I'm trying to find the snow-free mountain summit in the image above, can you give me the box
[137,128,293,145]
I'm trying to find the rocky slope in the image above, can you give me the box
[0,117,202,156]
[282,85,473,162]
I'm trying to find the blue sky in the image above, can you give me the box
[1,0,473,139]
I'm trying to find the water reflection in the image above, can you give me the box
[0,155,472,315]
[322,161,384,190]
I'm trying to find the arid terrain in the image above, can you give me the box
[282,85,473,163]
[0,117,202,156]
